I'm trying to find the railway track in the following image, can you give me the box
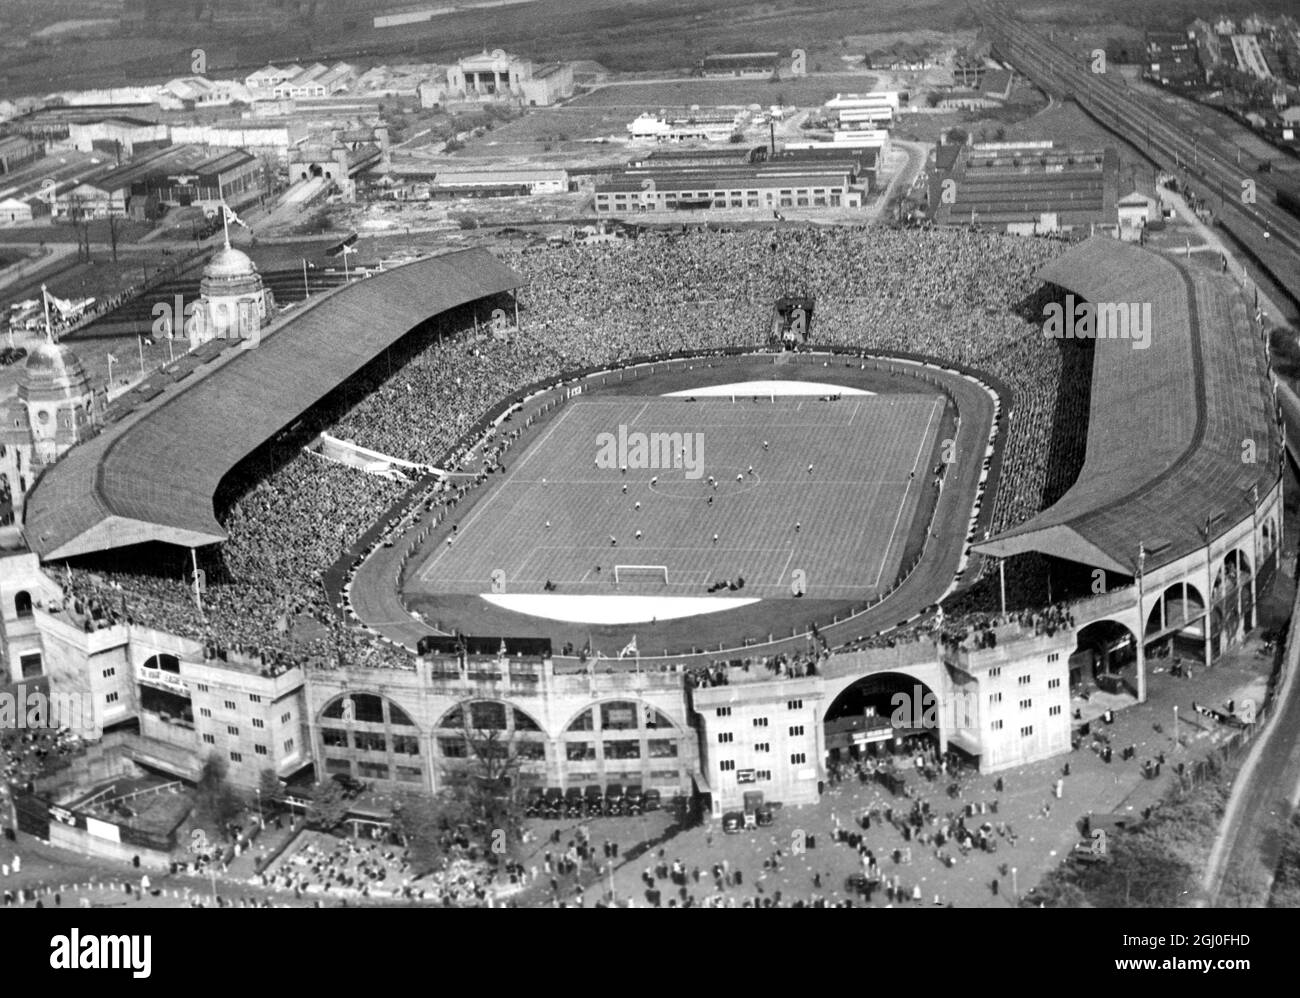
[977,3,1300,307]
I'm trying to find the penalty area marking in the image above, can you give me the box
[481,593,761,624]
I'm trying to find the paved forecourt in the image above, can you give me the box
[414,392,946,602]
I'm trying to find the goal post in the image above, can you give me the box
[613,564,669,585]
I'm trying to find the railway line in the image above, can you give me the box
[979,3,1300,308]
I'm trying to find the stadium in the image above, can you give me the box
[3,223,1282,820]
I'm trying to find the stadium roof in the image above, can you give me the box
[973,238,1277,575]
[23,249,522,561]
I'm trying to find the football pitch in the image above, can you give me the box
[413,394,946,601]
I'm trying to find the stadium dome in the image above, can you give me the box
[201,245,264,297]
[22,340,90,397]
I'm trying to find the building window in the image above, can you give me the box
[753,717,768,727]
[1049,705,1062,717]
[789,725,804,737]
[255,744,268,756]
[393,734,419,755]
[281,711,292,724]
[719,760,735,772]
[203,734,215,744]
[1048,678,1061,690]
[196,683,209,692]
[991,720,1003,731]
[357,761,388,780]
[988,693,1002,706]
[755,742,770,753]
[1047,653,1060,663]
[224,700,237,710]
[283,738,295,753]
[717,732,734,744]
[988,668,1000,679]
[1020,699,1032,710]
[1021,725,1033,738]
[252,718,265,728]
[200,707,212,718]
[227,725,239,736]
[102,667,116,678]
[395,765,422,784]
[230,751,242,762]
[249,694,262,703]
[322,728,348,748]
[606,740,640,760]
[648,739,678,758]
[105,692,119,704]
[757,770,771,781]
[1018,675,1031,686]
[787,700,803,710]
[566,741,596,761]
[790,752,806,765]
[438,738,468,758]
[715,707,731,717]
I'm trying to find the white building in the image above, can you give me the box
[626,112,740,144]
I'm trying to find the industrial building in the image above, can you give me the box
[929,140,1119,234]
[0,134,44,173]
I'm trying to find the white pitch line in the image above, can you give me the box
[873,396,944,589]
[776,545,796,588]
[419,406,577,581]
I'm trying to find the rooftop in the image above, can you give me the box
[23,249,523,561]
[974,238,1277,574]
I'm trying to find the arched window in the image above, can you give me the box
[14,590,32,618]
[144,653,180,673]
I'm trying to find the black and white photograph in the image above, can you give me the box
[0,0,1296,974]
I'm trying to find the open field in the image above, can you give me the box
[413,392,946,603]
[569,74,880,110]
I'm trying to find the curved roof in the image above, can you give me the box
[23,248,522,560]
[974,237,1278,574]
[24,341,90,393]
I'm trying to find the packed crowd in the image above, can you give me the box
[63,226,1090,670]
[1,727,84,794]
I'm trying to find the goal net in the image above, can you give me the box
[613,564,669,585]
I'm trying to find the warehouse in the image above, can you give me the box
[595,165,863,212]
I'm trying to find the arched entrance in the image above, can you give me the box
[1073,619,1138,694]
[823,672,944,768]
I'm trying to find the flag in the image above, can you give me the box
[341,243,357,256]
[275,614,288,633]
[106,352,117,363]
[618,635,638,659]
[222,202,249,231]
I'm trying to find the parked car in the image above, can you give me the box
[755,803,775,826]
[583,784,604,815]
[330,773,365,798]
[643,788,662,812]
[543,787,564,818]
[722,810,745,834]
[604,783,625,816]
[625,786,644,816]
[564,786,585,817]
[524,787,545,818]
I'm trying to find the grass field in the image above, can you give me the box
[413,392,945,601]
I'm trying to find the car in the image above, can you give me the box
[722,810,745,834]
[583,784,604,815]
[543,787,564,818]
[564,786,585,817]
[604,783,625,816]
[643,788,662,812]
[755,803,775,826]
[524,787,545,818]
[625,786,644,816]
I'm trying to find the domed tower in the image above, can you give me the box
[188,226,275,347]
[0,340,95,527]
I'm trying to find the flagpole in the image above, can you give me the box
[138,335,145,379]
[41,285,52,344]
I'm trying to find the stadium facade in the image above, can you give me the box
[1,236,1281,819]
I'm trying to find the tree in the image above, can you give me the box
[305,780,350,832]
[257,768,283,814]
[389,793,469,877]
[193,752,241,838]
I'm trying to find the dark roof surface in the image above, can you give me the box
[24,248,522,560]
[974,237,1277,574]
